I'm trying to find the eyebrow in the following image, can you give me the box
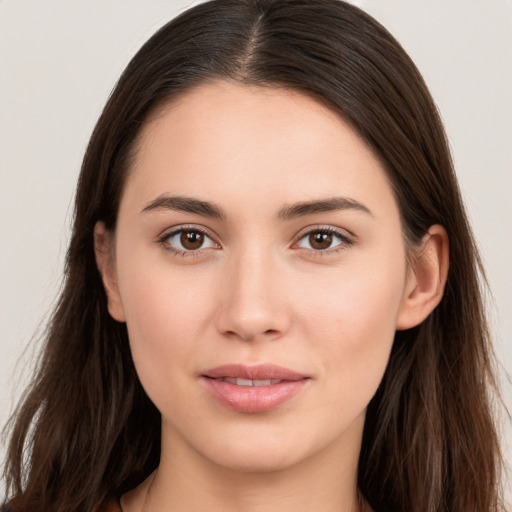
[142,195,226,219]
[277,197,372,220]
[142,194,372,220]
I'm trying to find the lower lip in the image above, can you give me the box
[202,378,309,413]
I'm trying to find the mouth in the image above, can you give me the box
[209,377,285,386]
[201,364,310,413]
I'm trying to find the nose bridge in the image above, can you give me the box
[215,241,289,341]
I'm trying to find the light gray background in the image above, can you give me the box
[1,0,511,500]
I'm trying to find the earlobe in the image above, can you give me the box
[396,224,449,331]
[93,221,126,322]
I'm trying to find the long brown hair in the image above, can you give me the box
[2,1,504,511]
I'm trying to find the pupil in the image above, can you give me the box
[310,232,332,250]
[181,231,204,250]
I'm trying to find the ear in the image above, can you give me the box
[396,224,449,330]
[94,221,126,322]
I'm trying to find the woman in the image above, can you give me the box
[2,0,505,511]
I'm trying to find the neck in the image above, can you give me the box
[126,417,366,512]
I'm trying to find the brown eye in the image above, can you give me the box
[309,232,333,250]
[164,228,217,254]
[180,230,204,250]
[295,228,350,252]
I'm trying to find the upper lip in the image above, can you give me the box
[203,364,307,381]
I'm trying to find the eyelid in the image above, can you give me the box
[156,223,355,258]
[157,224,221,256]
[291,225,355,254]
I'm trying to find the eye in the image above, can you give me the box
[295,227,352,252]
[160,227,219,255]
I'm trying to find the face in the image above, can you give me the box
[99,82,417,474]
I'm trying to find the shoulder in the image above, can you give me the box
[95,499,122,512]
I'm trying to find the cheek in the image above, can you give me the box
[122,272,211,340]
[296,254,406,403]
[115,251,216,402]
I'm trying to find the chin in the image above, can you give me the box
[198,431,306,474]
[209,449,300,474]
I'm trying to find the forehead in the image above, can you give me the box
[122,81,395,219]
[137,82,362,156]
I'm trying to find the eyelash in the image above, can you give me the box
[157,225,217,258]
[294,226,353,256]
[157,225,354,258]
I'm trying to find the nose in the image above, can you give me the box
[214,247,291,342]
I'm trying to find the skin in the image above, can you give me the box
[95,82,448,512]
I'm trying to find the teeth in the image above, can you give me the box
[253,379,272,386]
[217,377,282,386]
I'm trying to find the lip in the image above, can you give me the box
[203,363,307,381]
[201,364,310,413]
